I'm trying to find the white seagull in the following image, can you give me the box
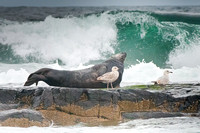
[153,70,173,85]
[97,66,119,89]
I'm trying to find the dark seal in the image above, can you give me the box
[24,52,126,88]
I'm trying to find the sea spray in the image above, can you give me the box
[0,117,200,133]
[168,43,200,68]
[1,61,200,86]
[0,9,200,68]
[122,61,200,85]
[0,6,200,86]
[0,15,117,66]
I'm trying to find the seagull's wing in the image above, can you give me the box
[97,72,115,81]
[157,76,169,84]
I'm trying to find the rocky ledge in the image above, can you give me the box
[0,84,200,127]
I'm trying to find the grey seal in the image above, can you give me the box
[24,52,126,88]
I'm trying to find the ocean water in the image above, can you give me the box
[0,117,200,133]
[0,6,200,132]
[1,6,200,86]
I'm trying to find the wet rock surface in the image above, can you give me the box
[0,109,43,122]
[0,84,199,127]
[162,84,200,98]
[122,112,184,119]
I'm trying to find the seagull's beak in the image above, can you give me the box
[170,71,173,73]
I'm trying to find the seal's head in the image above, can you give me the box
[111,52,127,63]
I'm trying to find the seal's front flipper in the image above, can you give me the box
[24,74,38,86]
[24,74,46,86]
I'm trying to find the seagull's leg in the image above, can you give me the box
[111,82,113,89]
[107,83,109,89]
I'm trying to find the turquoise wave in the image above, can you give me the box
[0,9,200,68]
[112,11,200,67]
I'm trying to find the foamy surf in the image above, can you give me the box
[0,61,200,87]
[0,117,200,133]
[122,61,200,85]
[0,15,117,66]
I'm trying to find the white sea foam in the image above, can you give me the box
[0,61,200,87]
[0,68,29,85]
[0,15,117,67]
[164,22,200,68]
[0,11,162,67]
[168,43,200,68]
[0,117,199,133]
[122,61,200,86]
